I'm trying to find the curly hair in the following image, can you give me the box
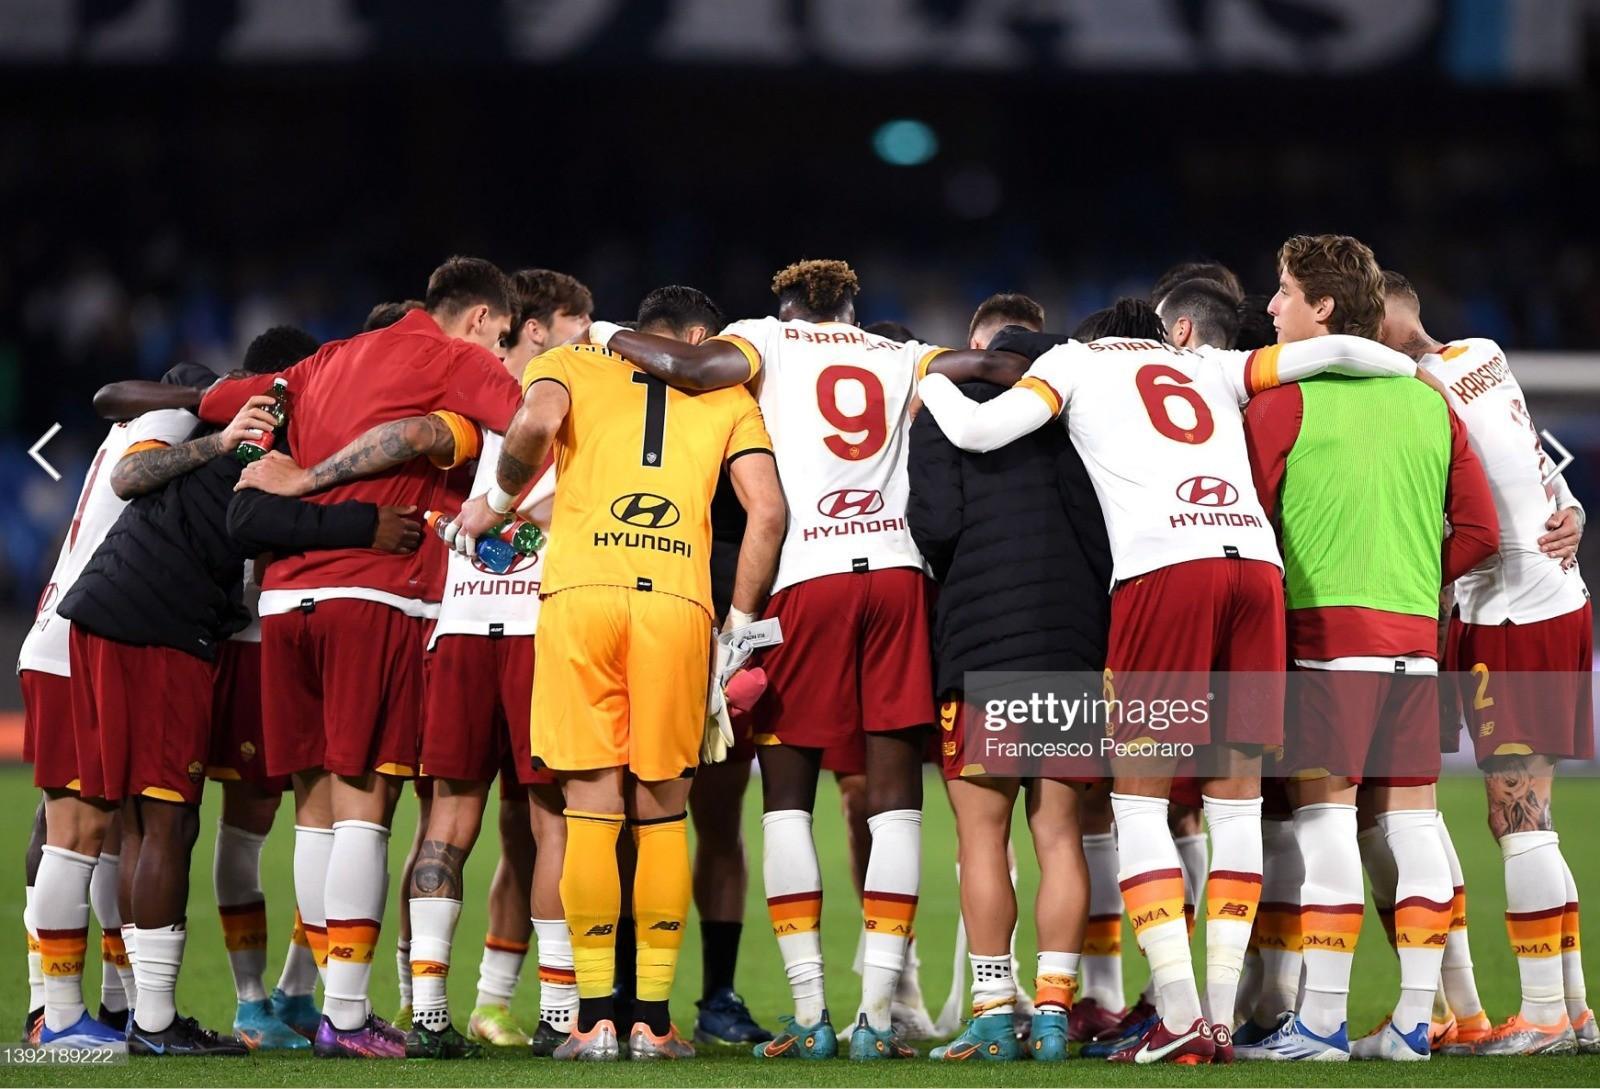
[1277,234,1385,339]
[771,258,859,318]
[243,325,320,374]
[1072,298,1167,342]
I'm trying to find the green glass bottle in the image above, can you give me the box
[234,377,289,464]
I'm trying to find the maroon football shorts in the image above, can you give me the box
[1283,668,1440,785]
[1104,557,1286,750]
[936,693,1104,783]
[260,599,425,779]
[753,568,935,752]
[207,640,289,792]
[422,634,553,788]
[22,669,78,791]
[68,628,214,804]
[1449,602,1594,766]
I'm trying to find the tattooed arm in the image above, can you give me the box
[450,379,570,549]
[1483,753,1556,839]
[110,395,279,499]
[234,413,463,497]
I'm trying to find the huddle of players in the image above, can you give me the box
[13,235,1595,1066]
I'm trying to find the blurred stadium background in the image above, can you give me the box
[3,0,1600,725]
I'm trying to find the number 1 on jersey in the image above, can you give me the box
[633,371,667,467]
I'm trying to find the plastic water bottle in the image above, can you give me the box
[424,510,545,575]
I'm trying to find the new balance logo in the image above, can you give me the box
[584,923,614,937]
[1424,933,1448,946]
[1216,902,1251,918]
[648,920,681,932]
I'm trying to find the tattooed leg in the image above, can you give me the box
[409,780,491,899]
[408,780,490,1032]
[1483,754,1556,839]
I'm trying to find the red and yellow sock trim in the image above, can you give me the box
[1507,905,1564,958]
[538,964,577,986]
[219,900,269,953]
[1300,903,1362,954]
[100,932,129,971]
[1206,870,1262,927]
[1083,913,1122,957]
[1254,901,1303,953]
[1120,868,1185,936]
[325,918,380,965]
[37,927,88,978]
[1393,895,1452,950]
[767,891,822,937]
[863,891,918,939]
[485,934,529,955]
[1034,972,1078,1012]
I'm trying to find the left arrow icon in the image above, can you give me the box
[30,423,63,482]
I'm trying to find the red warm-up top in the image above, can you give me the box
[201,309,521,606]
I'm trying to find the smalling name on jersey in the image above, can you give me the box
[594,530,692,557]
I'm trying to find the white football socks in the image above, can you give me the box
[1201,795,1262,1027]
[1502,830,1568,1025]
[322,820,389,1031]
[532,917,577,1031]
[1294,803,1361,1038]
[476,938,526,1009]
[970,954,1015,1017]
[762,810,826,1025]
[409,897,462,1032]
[292,825,334,987]
[131,923,186,1034]
[860,809,921,1031]
[1435,812,1483,1019]
[1381,808,1453,1036]
[89,852,127,1013]
[1254,818,1303,1027]
[1111,793,1201,1032]
[1560,853,1589,1021]
[35,846,95,1032]
[1080,831,1125,1010]
[214,823,269,1004]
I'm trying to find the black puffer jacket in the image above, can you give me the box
[907,380,1111,697]
[60,440,379,661]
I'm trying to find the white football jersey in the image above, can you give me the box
[17,409,199,676]
[1420,338,1588,625]
[713,316,947,593]
[1023,338,1283,582]
[427,430,556,648]
[231,559,263,644]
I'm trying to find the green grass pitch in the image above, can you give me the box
[1,767,1597,1086]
